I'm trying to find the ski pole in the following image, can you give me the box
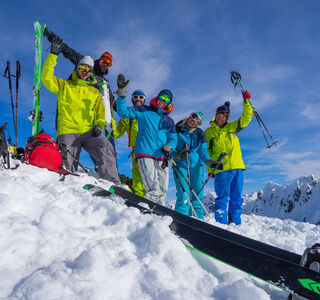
[59,143,90,175]
[15,61,21,146]
[184,143,192,204]
[4,61,17,146]
[169,157,210,216]
[230,71,277,150]
[196,152,228,197]
[166,155,198,218]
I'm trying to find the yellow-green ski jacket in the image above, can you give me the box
[41,53,105,136]
[204,100,253,174]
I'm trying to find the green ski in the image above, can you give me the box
[29,20,46,136]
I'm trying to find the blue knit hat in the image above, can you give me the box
[132,89,146,104]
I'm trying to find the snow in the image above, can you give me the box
[0,163,319,299]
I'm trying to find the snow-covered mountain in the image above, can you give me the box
[243,175,320,225]
[1,163,319,299]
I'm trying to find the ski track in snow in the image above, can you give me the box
[0,163,319,299]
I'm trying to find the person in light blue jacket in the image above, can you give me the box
[116,74,177,205]
[172,112,222,219]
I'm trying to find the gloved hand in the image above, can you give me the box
[43,26,52,38]
[162,144,173,154]
[242,90,251,101]
[117,74,130,97]
[50,36,63,55]
[91,126,102,137]
[174,144,190,160]
[205,158,224,170]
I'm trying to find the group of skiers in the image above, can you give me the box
[41,26,253,225]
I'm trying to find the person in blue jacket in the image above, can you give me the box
[116,74,177,205]
[172,112,223,219]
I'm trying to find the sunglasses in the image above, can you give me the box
[100,58,112,67]
[217,110,229,117]
[133,95,145,100]
[78,64,92,73]
[158,94,171,104]
[190,113,202,125]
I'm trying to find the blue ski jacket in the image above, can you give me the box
[116,97,177,160]
[172,119,210,169]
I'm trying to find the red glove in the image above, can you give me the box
[242,90,251,101]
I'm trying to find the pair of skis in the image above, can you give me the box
[83,183,320,300]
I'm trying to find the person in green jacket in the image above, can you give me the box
[112,90,146,197]
[41,37,120,184]
[204,90,253,225]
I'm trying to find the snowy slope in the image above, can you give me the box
[243,175,320,224]
[0,164,319,299]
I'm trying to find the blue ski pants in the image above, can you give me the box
[173,164,205,220]
[214,169,244,225]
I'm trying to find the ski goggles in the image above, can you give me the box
[216,109,229,117]
[99,58,112,67]
[158,94,171,104]
[190,113,202,125]
[132,95,145,100]
[78,64,92,73]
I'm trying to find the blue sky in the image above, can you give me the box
[1,0,320,201]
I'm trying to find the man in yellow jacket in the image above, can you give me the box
[41,36,120,184]
[204,90,253,225]
[112,90,145,196]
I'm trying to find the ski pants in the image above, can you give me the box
[132,154,145,197]
[214,169,244,225]
[137,157,169,205]
[173,164,205,220]
[57,131,120,184]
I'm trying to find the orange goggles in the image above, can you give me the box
[100,58,112,67]
[78,64,92,73]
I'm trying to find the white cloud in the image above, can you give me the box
[93,23,173,98]
[301,103,320,121]
[250,64,296,84]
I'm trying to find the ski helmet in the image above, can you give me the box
[157,89,173,105]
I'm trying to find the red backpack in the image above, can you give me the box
[24,131,64,173]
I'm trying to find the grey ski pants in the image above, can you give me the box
[137,157,169,205]
[57,131,120,184]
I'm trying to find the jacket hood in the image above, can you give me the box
[72,69,97,86]
[150,97,173,114]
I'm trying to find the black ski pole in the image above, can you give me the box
[4,61,17,146]
[184,143,192,203]
[230,71,277,149]
[15,61,21,146]
[167,157,198,218]
[59,143,90,175]
[196,152,228,197]
[169,157,210,216]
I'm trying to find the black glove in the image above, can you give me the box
[117,74,129,97]
[92,126,102,137]
[205,158,224,170]
[50,36,63,55]
[175,143,190,160]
